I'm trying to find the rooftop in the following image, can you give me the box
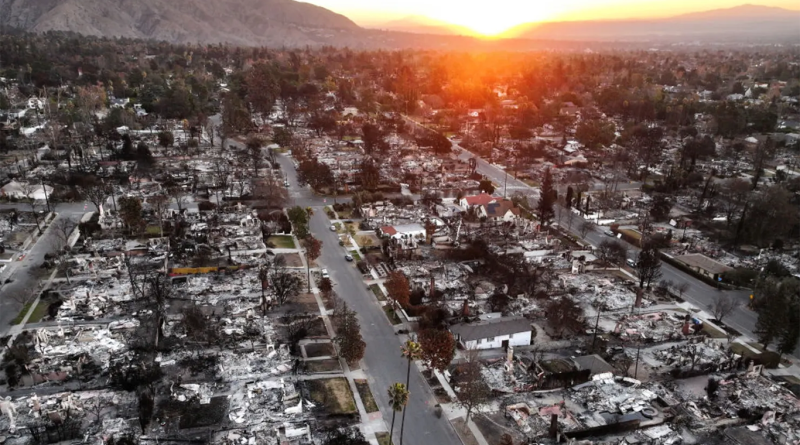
[450,316,532,342]
[675,253,732,275]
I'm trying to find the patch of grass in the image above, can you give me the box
[383,306,401,325]
[268,235,296,249]
[145,225,161,235]
[305,359,342,373]
[11,300,36,325]
[701,322,726,339]
[26,300,49,323]
[306,377,357,415]
[375,432,393,445]
[781,375,800,385]
[729,342,758,358]
[354,379,379,413]
[349,251,362,262]
[370,284,386,301]
[338,208,355,219]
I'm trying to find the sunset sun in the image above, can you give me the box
[427,4,559,36]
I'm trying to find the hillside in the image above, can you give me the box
[0,0,360,46]
[370,15,474,36]
[504,4,800,42]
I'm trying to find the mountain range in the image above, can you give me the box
[370,15,474,36]
[0,0,359,47]
[0,1,797,47]
[503,4,800,42]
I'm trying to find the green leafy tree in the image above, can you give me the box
[287,206,309,238]
[334,303,366,364]
[418,329,455,372]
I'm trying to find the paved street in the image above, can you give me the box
[308,210,461,445]
[0,205,85,333]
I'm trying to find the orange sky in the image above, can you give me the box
[300,1,800,35]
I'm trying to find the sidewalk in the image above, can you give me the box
[302,244,390,445]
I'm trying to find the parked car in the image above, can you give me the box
[604,229,615,237]
[321,269,329,278]
[344,254,354,262]
[626,258,637,268]
[330,225,336,231]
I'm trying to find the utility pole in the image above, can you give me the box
[41,178,51,213]
[503,169,508,199]
[591,309,602,352]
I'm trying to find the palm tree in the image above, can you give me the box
[387,382,409,444]
[399,340,422,445]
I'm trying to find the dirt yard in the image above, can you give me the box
[304,342,336,358]
[306,377,357,415]
[304,359,342,373]
[277,252,303,268]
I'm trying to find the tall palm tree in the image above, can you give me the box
[399,340,422,445]
[387,382,409,444]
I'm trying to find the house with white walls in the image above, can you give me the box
[450,315,533,350]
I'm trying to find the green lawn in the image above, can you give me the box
[11,299,48,325]
[268,235,296,249]
[349,251,362,262]
[383,306,401,325]
[729,342,758,358]
[702,322,726,339]
[146,225,161,235]
[370,284,386,301]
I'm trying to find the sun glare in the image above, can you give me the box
[429,4,557,37]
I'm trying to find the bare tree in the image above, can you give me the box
[212,160,232,211]
[79,184,108,213]
[579,220,596,238]
[149,194,169,238]
[635,246,662,289]
[19,181,42,232]
[453,347,491,423]
[676,282,690,299]
[50,217,75,258]
[597,240,627,266]
[711,293,740,323]
[167,186,188,216]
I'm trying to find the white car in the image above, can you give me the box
[321,269,329,279]
[330,225,337,231]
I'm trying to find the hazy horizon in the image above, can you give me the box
[299,0,800,35]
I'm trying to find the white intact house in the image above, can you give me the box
[0,180,54,201]
[378,223,426,240]
[450,316,533,350]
